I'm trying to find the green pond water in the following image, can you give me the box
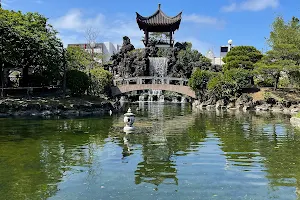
[1,103,300,200]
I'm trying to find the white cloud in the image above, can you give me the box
[35,0,43,4]
[183,14,221,25]
[51,9,143,47]
[221,0,279,12]
[2,0,15,8]
[177,37,212,54]
[183,14,226,29]
[51,9,216,51]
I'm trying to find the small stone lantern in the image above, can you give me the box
[123,108,135,133]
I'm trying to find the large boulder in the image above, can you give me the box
[120,36,135,54]
[216,99,227,109]
[236,94,253,108]
[256,104,272,111]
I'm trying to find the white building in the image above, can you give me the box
[206,40,234,66]
[68,42,121,63]
[206,50,224,66]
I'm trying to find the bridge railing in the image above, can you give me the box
[113,76,189,87]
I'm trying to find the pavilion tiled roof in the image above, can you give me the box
[136,4,182,32]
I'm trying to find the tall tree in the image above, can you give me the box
[175,42,212,78]
[0,8,64,87]
[222,46,263,71]
[256,16,300,89]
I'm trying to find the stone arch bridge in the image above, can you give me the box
[111,76,196,98]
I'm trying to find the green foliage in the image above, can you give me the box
[66,70,90,96]
[295,112,300,118]
[254,55,294,89]
[278,76,291,88]
[203,68,252,100]
[66,46,93,71]
[222,46,263,70]
[263,91,272,100]
[188,69,215,91]
[90,68,112,96]
[223,68,253,89]
[263,16,300,87]
[268,16,300,62]
[0,8,64,86]
[176,43,212,78]
[207,74,238,100]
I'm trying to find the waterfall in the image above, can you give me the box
[172,97,179,103]
[139,95,145,102]
[148,95,153,102]
[149,57,168,77]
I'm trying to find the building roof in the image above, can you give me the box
[136,4,182,32]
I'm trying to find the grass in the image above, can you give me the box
[295,112,300,118]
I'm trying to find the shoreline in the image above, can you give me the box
[0,96,120,119]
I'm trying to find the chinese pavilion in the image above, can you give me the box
[136,4,182,47]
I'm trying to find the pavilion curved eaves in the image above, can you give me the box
[136,4,182,47]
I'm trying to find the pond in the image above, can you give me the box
[0,103,300,200]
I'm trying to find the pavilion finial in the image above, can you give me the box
[158,3,161,9]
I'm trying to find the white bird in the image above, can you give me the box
[109,110,112,116]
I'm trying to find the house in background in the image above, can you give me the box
[206,40,234,66]
[68,42,121,63]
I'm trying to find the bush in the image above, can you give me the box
[66,70,90,96]
[278,77,291,88]
[207,74,239,100]
[224,68,253,88]
[90,68,113,96]
[254,76,275,87]
[188,69,215,91]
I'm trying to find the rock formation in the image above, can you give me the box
[107,36,216,79]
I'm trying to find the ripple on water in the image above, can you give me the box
[1,105,300,200]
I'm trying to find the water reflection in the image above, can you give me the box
[1,105,300,199]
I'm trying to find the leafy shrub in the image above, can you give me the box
[278,76,291,88]
[188,69,215,91]
[224,68,253,89]
[90,68,113,96]
[254,76,275,87]
[66,70,90,96]
[263,91,272,100]
[207,74,239,100]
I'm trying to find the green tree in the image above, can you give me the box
[255,56,293,89]
[268,16,300,63]
[66,46,93,71]
[207,74,238,100]
[223,68,253,89]
[0,9,64,87]
[90,68,112,96]
[222,46,263,71]
[188,69,215,99]
[66,70,90,96]
[176,42,212,78]
[265,16,300,87]
[255,16,300,89]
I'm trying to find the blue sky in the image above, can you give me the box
[2,0,299,55]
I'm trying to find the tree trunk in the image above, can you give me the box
[22,66,29,87]
[63,67,67,98]
[274,75,279,90]
[0,64,3,97]
[62,50,67,98]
